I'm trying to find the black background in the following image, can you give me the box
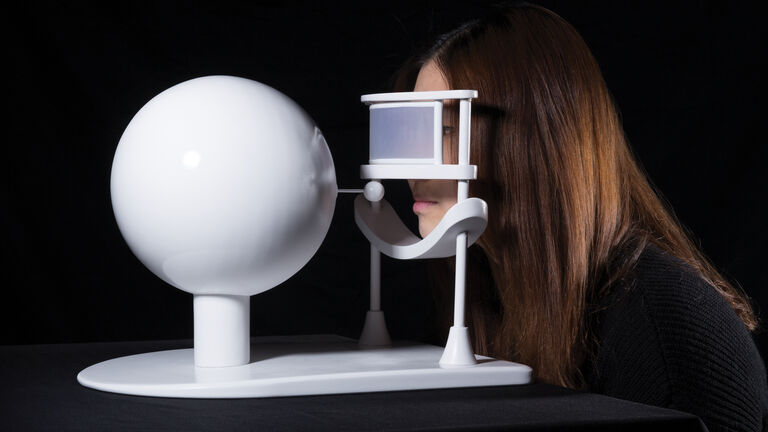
[4,1,766,360]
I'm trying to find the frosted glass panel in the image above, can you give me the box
[370,105,435,162]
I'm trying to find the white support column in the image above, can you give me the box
[440,98,477,367]
[370,243,381,311]
[435,100,444,164]
[453,232,468,327]
[458,99,471,166]
[454,97,471,327]
[359,184,391,347]
[193,294,250,367]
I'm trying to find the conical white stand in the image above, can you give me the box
[359,310,392,347]
[439,326,477,367]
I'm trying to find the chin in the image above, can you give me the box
[418,221,437,238]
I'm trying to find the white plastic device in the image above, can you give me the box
[77,78,531,399]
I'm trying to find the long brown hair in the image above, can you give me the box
[394,4,758,388]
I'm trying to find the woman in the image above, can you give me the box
[396,4,767,431]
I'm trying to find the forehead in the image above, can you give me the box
[414,60,450,92]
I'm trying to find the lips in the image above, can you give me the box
[413,200,438,213]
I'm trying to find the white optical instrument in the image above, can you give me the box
[77,76,531,399]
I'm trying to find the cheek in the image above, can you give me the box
[438,201,456,216]
[437,180,458,201]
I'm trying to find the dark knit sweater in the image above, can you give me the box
[586,244,768,431]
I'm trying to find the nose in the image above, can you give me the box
[408,179,424,194]
[409,179,431,200]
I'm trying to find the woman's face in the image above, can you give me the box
[408,60,458,237]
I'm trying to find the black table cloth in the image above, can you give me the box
[0,339,705,431]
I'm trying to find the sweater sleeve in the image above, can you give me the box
[588,248,768,432]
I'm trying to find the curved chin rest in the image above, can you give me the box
[354,195,488,260]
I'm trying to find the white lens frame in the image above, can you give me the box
[360,89,478,180]
[368,101,443,165]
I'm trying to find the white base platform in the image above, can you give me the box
[78,334,532,398]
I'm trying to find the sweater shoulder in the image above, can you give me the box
[590,244,768,431]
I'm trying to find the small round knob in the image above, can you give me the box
[364,181,385,202]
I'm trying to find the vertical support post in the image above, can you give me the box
[454,98,471,327]
[434,100,444,164]
[359,182,391,346]
[453,232,468,327]
[440,98,477,367]
[370,243,381,311]
[457,98,471,201]
[193,294,250,367]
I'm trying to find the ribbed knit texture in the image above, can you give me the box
[586,244,768,432]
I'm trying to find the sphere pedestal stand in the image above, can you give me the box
[193,295,250,367]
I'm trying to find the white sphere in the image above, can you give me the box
[363,181,384,202]
[111,75,337,296]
